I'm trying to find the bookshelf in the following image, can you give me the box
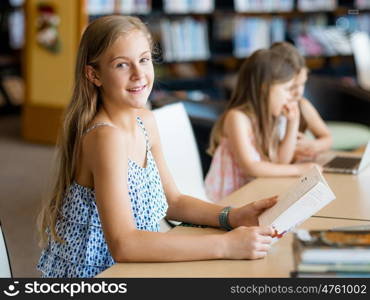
[22,0,370,143]
[85,0,370,98]
[0,0,24,115]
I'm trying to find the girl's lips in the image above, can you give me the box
[127,85,146,93]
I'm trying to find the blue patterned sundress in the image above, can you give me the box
[37,117,168,277]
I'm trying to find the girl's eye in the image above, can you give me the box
[117,62,129,68]
[140,57,151,63]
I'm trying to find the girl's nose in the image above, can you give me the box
[131,64,144,80]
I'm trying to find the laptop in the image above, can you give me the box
[323,141,370,174]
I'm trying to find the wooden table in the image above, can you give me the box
[97,153,370,277]
[97,218,369,278]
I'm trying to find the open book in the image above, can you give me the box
[259,166,336,240]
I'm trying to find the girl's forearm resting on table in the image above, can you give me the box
[112,229,225,262]
[166,194,224,227]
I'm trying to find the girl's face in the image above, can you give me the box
[94,30,154,109]
[290,68,308,101]
[269,78,295,117]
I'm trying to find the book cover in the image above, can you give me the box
[293,229,370,265]
[259,166,336,239]
[292,229,370,277]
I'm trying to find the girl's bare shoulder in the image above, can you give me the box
[223,108,253,138]
[299,98,319,115]
[224,108,253,127]
[82,123,127,162]
[299,97,314,109]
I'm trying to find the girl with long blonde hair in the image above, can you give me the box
[37,15,279,278]
[205,49,320,202]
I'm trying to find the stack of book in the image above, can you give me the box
[292,228,370,277]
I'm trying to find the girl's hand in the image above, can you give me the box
[229,196,278,228]
[222,226,274,259]
[282,102,300,122]
[296,133,317,157]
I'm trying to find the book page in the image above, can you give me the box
[259,166,335,238]
[271,181,335,234]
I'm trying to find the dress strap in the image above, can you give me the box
[84,122,116,135]
[135,116,151,151]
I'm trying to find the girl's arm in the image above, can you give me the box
[85,118,272,263]
[224,109,317,177]
[277,102,300,164]
[298,98,332,154]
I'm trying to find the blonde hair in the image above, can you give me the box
[208,49,296,160]
[38,15,154,245]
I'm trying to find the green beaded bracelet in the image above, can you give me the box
[219,206,233,231]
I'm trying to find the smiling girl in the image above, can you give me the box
[37,16,278,278]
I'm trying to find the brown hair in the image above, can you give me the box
[38,15,154,245]
[208,49,296,160]
[270,41,308,132]
[270,41,306,72]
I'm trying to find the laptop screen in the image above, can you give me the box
[358,141,370,172]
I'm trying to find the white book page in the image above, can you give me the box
[271,181,335,234]
[259,166,335,238]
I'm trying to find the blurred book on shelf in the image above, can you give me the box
[2,75,24,106]
[307,26,352,56]
[88,0,116,15]
[356,0,370,9]
[297,0,337,12]
[118,0,152,15]
[233,17,273,57]
[88,0,152,15]
[292,227,370,277]
[159,17,210,62]
[8,8,24,50]
[163,0,214,14]
[234,0,294,12]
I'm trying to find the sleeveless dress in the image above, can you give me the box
[204,122,261,203]
[37,117,168,278]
